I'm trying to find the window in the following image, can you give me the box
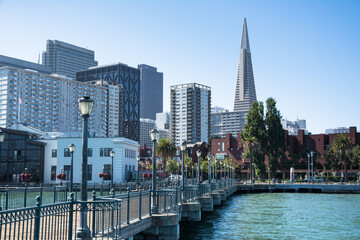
[52,149,57,158]
[51,166,56,180]
[64,165,70,181]
[88,148,93,157]
[64,148,70,157]
[87,165,92,180]
[103,164,111,175]
[100,148,113,157]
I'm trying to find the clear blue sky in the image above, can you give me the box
[0,0,359,134]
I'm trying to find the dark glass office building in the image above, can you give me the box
[76,63,140,142]
[0,128,45,183]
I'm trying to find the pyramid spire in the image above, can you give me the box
[240,18,250,52]
[233,18,257,112]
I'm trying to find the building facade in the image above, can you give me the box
[0,128,46,182]
[170,83,211,146]
[139,118,156,147]
[211,111,247,138]
[138,64,163,120]
[233,18,257,112]
[156,112,169,130]
[281,118,307,135]
[42,40,98,79]
[77,63,140,142]
[40,136,139,184]
[325,127,350,134]
[0,67,110,136]
[0,54,51,74]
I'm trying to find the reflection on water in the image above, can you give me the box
[180,193,360,240]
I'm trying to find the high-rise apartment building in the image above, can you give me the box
[233,18,257,112]
[0,55,51,74]
[170,83,211,146]
[156,112,169,130]
[211,111,247,138]
[76,63,140,142]
[0,67,117,136]
[138,64,163,120]
[139,118,156,147]
[42,40,98,79]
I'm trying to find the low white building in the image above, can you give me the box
[39,136,139,184]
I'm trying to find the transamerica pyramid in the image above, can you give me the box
[233,18,257,112]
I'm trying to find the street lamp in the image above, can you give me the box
[311,151,314,184]
[137,155,140,185]
[69,143,75,192]
[110,150,115,189]
[177,162,180,186]
[220,161,223,179]
[0,130,5,181]
[180,141,187,193]
[307,153,310,184]
[76,95,94,239]
[196,150,201,184]
[215,159,218,180]
[150,128,160,212]
[207,154,211,183]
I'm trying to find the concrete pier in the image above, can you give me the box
[199,196,214,211]
[181,202,201,221]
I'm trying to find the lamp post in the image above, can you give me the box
[180,141,187,194]
[137,155,140,185]
[207,154,211,183]
[311,151,314,184]
[69,143,75,192]
[215,159,218,181]
[110,150,115,189]
[76,95,94,239]
[150,128,160,212]
[177,162,180,186]
[307,153,310,184]
[196,150,201,185]
[220,161,223,179]
[0,130,5,182]
[268,166,270,184]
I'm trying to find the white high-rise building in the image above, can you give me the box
[0,66,122,137]
[139,118,156,147]
[281,119,307,135]
[170,83,211,146]
[156,112,169,130]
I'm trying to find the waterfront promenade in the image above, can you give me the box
[0,179,237,240]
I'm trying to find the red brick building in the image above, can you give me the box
[211,127,360,178]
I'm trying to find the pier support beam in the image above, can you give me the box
[199,196,213,212]
[139,213,179,240]
[181,202,201,221]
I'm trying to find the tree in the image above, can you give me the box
[325,149,342,173]
[156,138,176,177]
[350,145,360,169]
[241,101,266,181]
[265,98,285,178]
[331,134,353,181]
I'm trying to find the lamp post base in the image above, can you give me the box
[75,227,91,240]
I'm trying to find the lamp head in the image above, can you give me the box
[180,140,187,151]
[78,95,94,116]
[149,128,160,142]
[69,143,75,153]
[110,150,115,158]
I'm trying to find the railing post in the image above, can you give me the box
[5,185,9,210]
[92,190,97,236]
[34,196,41,240]
[100,182,103,196]
[68,192,74,240]
[127,187,130,224]
[175,187,178,205]
[149,186,152,216]
[53,185,57,203]
[40,184,43,200]
[24,183,28,207]
[138,190,142,220]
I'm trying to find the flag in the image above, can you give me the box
[19,97,22,104]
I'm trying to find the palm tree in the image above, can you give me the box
[331,134,353,182]
[156,138,176,178]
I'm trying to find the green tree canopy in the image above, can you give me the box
[331,134,353,181]
[156,138,176,176]
[265,97,285,178]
